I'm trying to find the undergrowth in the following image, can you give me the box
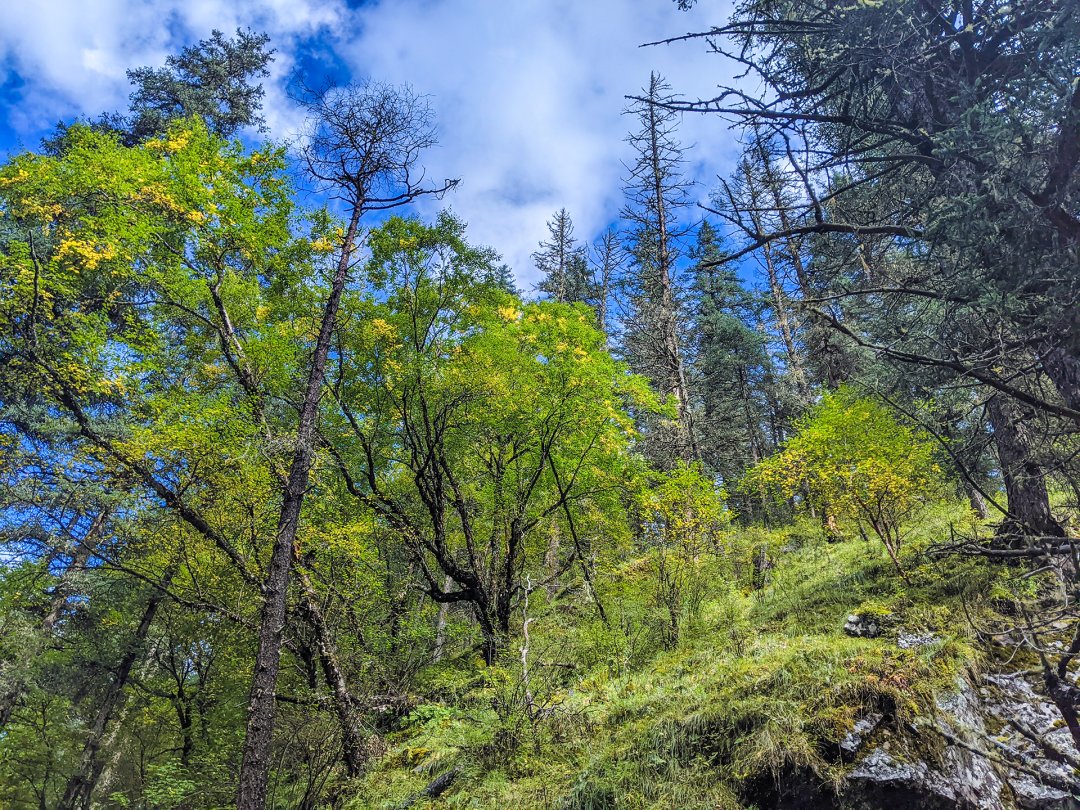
[347,506,1000,810]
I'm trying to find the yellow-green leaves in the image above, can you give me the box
[742,389,947,558]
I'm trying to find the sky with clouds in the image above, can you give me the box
[0,0,741,288]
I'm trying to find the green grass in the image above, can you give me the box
[346,506,1001,810]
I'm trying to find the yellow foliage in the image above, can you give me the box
[370,318,397,341]
[56,238,116,270]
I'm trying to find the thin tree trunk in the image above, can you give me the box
[237,207,361,810]
[544,524,561,599]
[296,568,367,778]
[645,81,697,463]
[760,240,810,398]
[962,480,991,520]
[433,575,453,662]
[58,565,175,810]
[740,156,811,399]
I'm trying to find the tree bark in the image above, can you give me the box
[544,524,561,599]
[987,394,1065,539]
[1044,345,1080,412]
[236,207,361,810]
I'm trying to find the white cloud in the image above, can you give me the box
[0,0,346,137]
[335,0,742,286]
[0,0,743,288]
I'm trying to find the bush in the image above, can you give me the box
[742,389,948,577]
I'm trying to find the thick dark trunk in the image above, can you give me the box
[58,567,173,810]
[987,394,1066,539]
[237,208,361,810]
[495,521,524,644]
[177,698,194,766]
[477,607,500,666]
[1044,345,1080,412]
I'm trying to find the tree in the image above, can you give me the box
[125,29,274,143]
[43,30,274,154]
[0,120,306,807]
[661,0,1080,542]
[0,96,456,804]
[619,72,698,466]
[236,81,457,808]
[743,391,947,577]
[636,463,729,648]
[326,215,654,664]
[533,208,592,305]
[588,226,622,335]
[686,222,773,497]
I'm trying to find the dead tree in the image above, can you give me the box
[236,81,457,810]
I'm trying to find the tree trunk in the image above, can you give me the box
[740,155,811,401]
[645,81,697,463]
[962,480,991,520]
[236,207,361,810]
[1043,345,1080,412]
[544,524,561,599]
[296,568,367,778]
[433,575,453,662]
[987,394,1065,539]
[58,566,174,810]
[760,239,810,399]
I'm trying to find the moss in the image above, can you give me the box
[853,599,896,621]
[348,507,1001,809]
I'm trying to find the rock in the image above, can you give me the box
[844,613,883,638]
[840,713,884,756]
[747,670,1080,809]
[897,631,938,649]
[981,672,1080,810]
[846,748,959,809]
[843,678,1005,809]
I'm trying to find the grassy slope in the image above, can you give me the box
[348,507,999,810]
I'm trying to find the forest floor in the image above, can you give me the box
[344,506,1042,809]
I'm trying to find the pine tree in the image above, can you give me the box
[588,226,622,335]
[687,223,771,495]
[533,208,592,305]
[619,73,697,466]
[126,29,274,142]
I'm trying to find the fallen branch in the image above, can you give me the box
[398,768,461,809]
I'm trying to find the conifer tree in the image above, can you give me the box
[533,208,592,305]
[687,223,770,492]
[619,73,697,466]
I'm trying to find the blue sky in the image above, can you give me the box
[0,0,741,288]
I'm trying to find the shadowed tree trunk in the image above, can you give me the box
[987,395,1065,539]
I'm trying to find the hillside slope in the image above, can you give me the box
[346,514,1080,809]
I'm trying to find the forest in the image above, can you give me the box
[1,1,1079,808]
